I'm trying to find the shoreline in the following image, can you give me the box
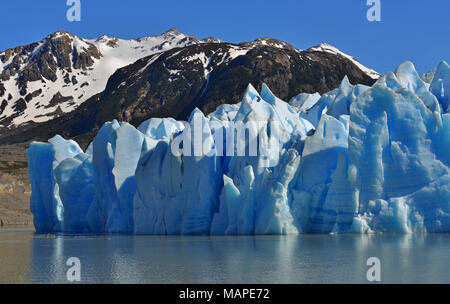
[0,144,33,227]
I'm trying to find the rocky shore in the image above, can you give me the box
[0,144,33,227]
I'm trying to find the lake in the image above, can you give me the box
[0,227,448,283]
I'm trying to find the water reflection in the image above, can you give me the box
[1,228,449,283]
[0,227,32,283]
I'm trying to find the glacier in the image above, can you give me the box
[27,61,450,234]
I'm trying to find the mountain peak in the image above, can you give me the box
[237,38,297,52]
[0,31,380,133]
[161,28,183,37]
[307,43,341,53]
[0,28,208,128]
[307,43,379,80]
[201,37,223,43]
[133,28,199,44]
[45,30,75,40]
[255,38,294,48]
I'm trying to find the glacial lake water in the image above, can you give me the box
[0,227,449,284]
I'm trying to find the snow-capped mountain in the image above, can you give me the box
[0,31,379,145]
[306,43,379,80]
[0,28,207,127]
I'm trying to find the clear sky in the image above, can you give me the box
[1,0,449,74]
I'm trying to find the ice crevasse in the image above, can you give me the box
[27,61,450,234]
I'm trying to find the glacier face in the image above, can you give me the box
[27,61,450,234]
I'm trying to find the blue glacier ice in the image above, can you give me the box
[27,61,450,234]
[430,61,450,113]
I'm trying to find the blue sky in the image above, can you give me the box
[1,0,449,74]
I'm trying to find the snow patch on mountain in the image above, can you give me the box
[1,32,379,132]
[0,29,205,127]
[308,43,379,80]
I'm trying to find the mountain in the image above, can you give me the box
[0,33,378,145]
[0,28,207,128]
[305,43,380,79]
[92,39,378,124]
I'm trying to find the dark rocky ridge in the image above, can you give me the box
[0,31,104,128]
[0,39,376,145]
[1,31,101,84]
[0,29,216,129]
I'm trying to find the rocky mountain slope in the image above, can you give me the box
[0,28,207,129]
[0,33,378,145]
[0,143,32,226]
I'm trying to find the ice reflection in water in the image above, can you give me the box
[0,228,449,283]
